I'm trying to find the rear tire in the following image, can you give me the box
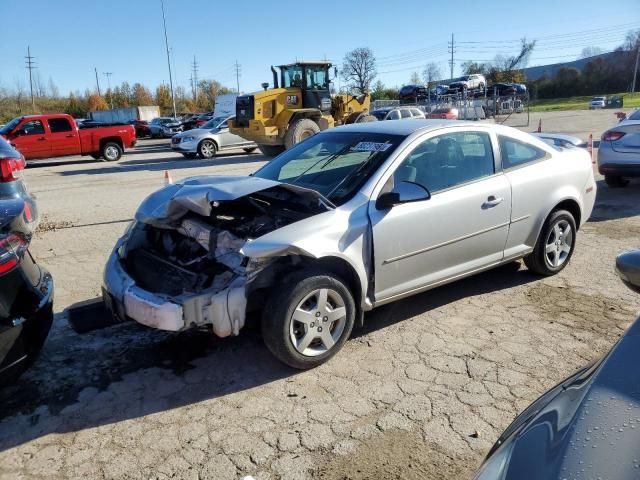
[284,118,320,149]
[258,144,286,157]
[243,147,257,153]
[524,209,576,276]
[101,142,122,162]
[197,139,217,159]
[605,175,629,188]
[262,269,356,370]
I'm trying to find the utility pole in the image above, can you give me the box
[25,46,36,108]
[234,60,241,94]
[94,67,101,96]
[448,33,455,80]
[191,55,199,101]
[160,0,177,118]
[103,72,113,109]
[632,39,640,94]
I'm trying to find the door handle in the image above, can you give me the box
[65,134,75,138]
[37,137,46,141]
[483,195,504,208]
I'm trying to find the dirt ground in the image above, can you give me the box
[1,110,639,480]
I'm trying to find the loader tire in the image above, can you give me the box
[355,114,377,123]
[284,118,320,149]
[257,144,286,157]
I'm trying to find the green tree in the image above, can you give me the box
[155,84,172,114]
[132,83,153,106]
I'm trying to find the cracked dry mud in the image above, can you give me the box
[2,179,640,480]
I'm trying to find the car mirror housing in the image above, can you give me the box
[376,181,430,210]
[616,250,640,293]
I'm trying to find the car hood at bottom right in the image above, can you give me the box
[476,318,640,480]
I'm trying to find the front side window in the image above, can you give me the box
[282,65,304,88]
[21,120,45,135]
[393,131,495,194]
[387,110,401,120]
[499,135,547,169]
[48,118,72,133]
[254,131,403,205]
[305,66,328,90]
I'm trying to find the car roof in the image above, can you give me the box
[326,119,478,136]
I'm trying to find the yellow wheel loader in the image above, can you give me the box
[228,61,376,156]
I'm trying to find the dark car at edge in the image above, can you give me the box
[0,136,53,385]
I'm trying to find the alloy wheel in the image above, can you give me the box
[545,219,573,268]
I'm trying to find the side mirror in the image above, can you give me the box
[376,181,430,210]
[616,251,640,293]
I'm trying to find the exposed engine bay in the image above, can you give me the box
[122,186,329,300]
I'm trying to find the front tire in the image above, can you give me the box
[257,144,286,157]
[284,118,320,149]
[262,269,356,369]
[197,139,217,159]
[524,209,576,276]
[605,175,629,188]
[101,142,122,162]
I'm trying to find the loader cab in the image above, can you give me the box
[278,62,332,113]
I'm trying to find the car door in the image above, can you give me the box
[369,129,511,302]
[47,117,79,157]
[10,119,51,159]
[217,117,247,147]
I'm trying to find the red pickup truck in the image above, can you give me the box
[0,114,136,161]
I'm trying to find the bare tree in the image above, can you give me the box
[48,77,60,97]
[409,71,421,84]
[422,62,442,87]
[579,47,603,59]
[341,47,377,94]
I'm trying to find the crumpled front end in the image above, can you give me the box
[103,175,332,337]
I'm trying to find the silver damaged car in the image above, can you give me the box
[103,120,596,368]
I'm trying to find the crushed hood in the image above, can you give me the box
[136,175,333,227]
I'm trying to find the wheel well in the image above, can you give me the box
[198,138,218,150]
[100,137,123,150]
[552,199,582,229]
[289,111,321,126]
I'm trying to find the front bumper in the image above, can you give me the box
[102,244,247,337]
[170,139,198,153]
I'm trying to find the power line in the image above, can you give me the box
[448,33,456,80]
[103,72,113,109]
[234,60,241,94]
[25,46,36,107]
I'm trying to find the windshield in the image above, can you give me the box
[592,97,604,101]
[281,65,304,88]
[305,65,329,90]
[628,109,640,120]
[202,116,228,129]
[0,117,22,134]
[253,131,403,205]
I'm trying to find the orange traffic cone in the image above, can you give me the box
[587,134,594,163]
[164,170,173,185]
[537,118,542,133]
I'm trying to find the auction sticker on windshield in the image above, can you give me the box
[352,142,392,152]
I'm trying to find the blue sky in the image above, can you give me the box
[1,0,639,95]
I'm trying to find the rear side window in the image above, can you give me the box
[499,136,547,169]
[48,118,72,133]
[400,109,411,119]
[410,109,423,117]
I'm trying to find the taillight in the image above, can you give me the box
[0,155,26,182]
[602,131,625,142]
[0,232,28,274]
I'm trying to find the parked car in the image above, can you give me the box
[194,112,215,129]
[475,249,640,480]
[426,107,459,120]
[103,120,596,369]
[129,120,151,138]
[371,107,426,121]
[597,113,640,187]
[0,114,136,161]
[511,83,527,95]
[532,132,588,149]
[398,85,429,103]
[448,74,486,93]
[149,117,183,138]
[170,115,257,159]
[589,96,606,109]
[0,136,53,385]
[179,114,200,131]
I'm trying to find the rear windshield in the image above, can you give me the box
[628,109,640,121]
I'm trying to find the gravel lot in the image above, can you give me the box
[1,110,639,480]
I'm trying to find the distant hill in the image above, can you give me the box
[523,51,625,81]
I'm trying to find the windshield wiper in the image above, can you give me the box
[289,139,363,185]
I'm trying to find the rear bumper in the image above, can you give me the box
[103,244,247,337]
[598,163,640,177]
[0,260,54,385]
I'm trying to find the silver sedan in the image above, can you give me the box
[171,115,257,159]
[598,109,640,187]
[103,120,596,368]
